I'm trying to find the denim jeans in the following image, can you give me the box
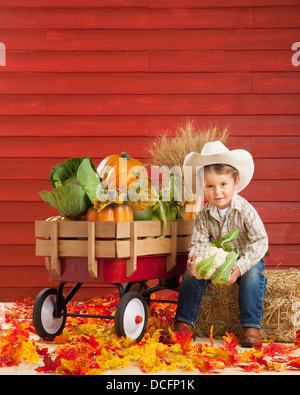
[175,259,267,329]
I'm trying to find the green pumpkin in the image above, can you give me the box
[132,206,153,221]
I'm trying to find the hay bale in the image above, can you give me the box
[194,269,300,343]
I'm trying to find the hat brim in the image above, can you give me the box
[183,149,254,195]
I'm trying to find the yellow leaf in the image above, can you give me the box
[21,339,39,364]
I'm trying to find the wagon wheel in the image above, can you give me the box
[33,288,66,339]
[123,280,148,294]
[115,292,147,342]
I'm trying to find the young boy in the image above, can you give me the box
[175,141,268,347]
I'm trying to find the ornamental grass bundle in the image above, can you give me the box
[146,119,229,203]
[195,268,300,343]
[147,119,229,171]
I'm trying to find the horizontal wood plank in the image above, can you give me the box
[0,73,252,94]
[0,9,253,29]
[45,94,300,116]
[2,51,149,72]
[264,223,300,245]
[0,136,149,158]
[0,135,298,159]
[36,239,116,258]
[0,94,300,116]
[253,7,300,28]
[252,202,300,223]
[2,50,296,73]
[241,181,300,202]
[265,245,300,269]
[47,29,300,51]
[149,0,300,8]
[0,245,43,266]
[0,202,58,222]
[0,0,148,7]
[0,266,56,288]
[115,220,193,238]
[35,220,116,239]
[0,0,298,7]
[0,116,148,137]
[254,158,300,179]
[0,95,46,115]
[252,136,300,158]
[149,51,297,72]
[1,115,299,137]
[0,30,47,50]
[253,73,300,94]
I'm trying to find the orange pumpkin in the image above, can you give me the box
[184,198,196,220]
[86,204,133,222]
[96,152,148,191]
[97,153,122,181]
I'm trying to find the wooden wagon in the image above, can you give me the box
[33,219,193,341]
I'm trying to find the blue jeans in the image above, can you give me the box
[175,259,267,329]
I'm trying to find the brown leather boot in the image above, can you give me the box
[173,321,196,340]
[241,327,262,348]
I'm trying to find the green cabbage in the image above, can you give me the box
[40,157,101,218]
[39,184,90,218]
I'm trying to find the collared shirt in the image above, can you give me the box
[188,193,268,275]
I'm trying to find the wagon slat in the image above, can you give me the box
[35,220,193,279]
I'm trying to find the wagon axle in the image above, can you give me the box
[33,277,181,343]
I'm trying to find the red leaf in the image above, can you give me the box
[239,363,260,372]
[0,356,17,368]
[262,343,286,357]
[36,347,49,356]
[80,335,99,348]
[253,340,263,350]
[255,356,268,367]
[58,347,81,361]
[172,327,193,355]
[287,357,300,370]
[35,354,62,373]
[222,332,240,355]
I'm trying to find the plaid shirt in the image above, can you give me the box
[188,193,268,275]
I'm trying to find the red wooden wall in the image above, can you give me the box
[0,1,299,301]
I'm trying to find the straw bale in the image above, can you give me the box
[194,269,300,343]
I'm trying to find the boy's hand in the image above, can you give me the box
[187,255,196,277]
[226,265,241,286]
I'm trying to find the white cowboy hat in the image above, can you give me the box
[183,141,254,195]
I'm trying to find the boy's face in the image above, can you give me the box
[203,169,240,209]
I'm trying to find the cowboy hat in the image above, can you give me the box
[183,141,254,195]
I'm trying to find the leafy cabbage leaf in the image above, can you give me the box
[76,158,103,203]
[50,157,95,188]
[39,184,90,217]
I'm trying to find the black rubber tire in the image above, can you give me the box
[33,288,66,339]
[115,292,147,342]
[123,281,148,294]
